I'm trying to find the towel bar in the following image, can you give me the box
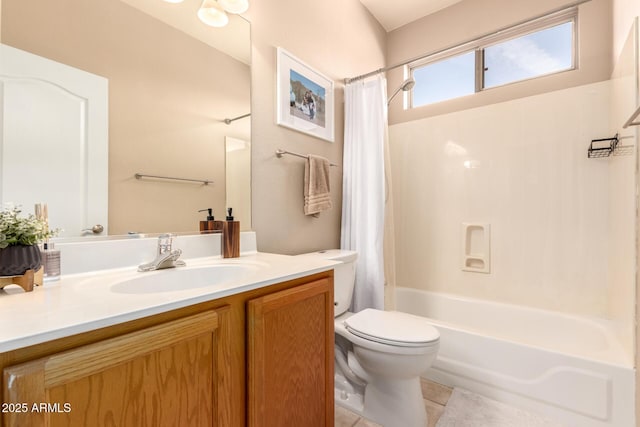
[275,149,339,167]
[134,173,213,185]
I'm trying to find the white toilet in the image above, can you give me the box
[298,250,440,427]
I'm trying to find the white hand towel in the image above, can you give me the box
[304,154,332,216]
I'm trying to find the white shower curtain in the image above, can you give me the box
[341,75,388,312]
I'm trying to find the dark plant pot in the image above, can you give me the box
[0,245,42,276]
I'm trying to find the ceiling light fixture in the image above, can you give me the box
[196,0,248,28]
[164,0,248,28]
[197,0,229,27]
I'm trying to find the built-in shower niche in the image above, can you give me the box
[461,223,490,274]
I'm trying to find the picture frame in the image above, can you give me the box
[276,47,335,143]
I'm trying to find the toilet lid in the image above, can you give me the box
[344,309,440,347]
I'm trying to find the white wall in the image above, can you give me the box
[613,0,640,63]
[613,0,640,419]
[608,18,637,364]
[389,81,631,320]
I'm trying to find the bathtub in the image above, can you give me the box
[395,287,635,427]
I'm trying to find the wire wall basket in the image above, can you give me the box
[587,134,618,158]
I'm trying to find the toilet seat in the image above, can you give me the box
[344,309,440,348]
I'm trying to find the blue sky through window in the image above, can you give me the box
[412,51,475,106]
[484,22,573,88]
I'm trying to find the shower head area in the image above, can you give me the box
[387,77,415,105]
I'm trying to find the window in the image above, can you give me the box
[409,8,576,108]
[483,22,573,89]
[412,51,475,105]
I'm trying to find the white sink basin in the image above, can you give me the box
[110,264,260,294]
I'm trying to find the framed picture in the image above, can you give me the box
[276,47,335,143]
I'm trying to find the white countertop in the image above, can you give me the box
[0,252,338,352]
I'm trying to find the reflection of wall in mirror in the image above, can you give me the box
[225,137,251,229]
[1,0,250,235]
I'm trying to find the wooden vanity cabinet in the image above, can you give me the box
[247,277,334,427]
[0,271,333,427]
[3,308,232,427]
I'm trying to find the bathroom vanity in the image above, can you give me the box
[0,236,337,427]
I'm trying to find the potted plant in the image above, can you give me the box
[0,206,57,277]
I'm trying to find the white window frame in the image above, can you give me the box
[408,7,578,108]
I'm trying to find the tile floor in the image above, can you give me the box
[335,379,453,427]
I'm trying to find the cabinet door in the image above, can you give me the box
[2,307,232,427]
[247,278,334,427]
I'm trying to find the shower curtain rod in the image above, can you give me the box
[344,0,592,84]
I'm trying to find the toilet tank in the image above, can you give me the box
[296,249,357,317]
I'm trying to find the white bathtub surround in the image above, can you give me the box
[383,83,399,311]
[342,76,387,310]
[389,80,636,358]
[436,388,565,427]
[397,288,635,427]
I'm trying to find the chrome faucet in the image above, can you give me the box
[138,233,186,272]
[157,233,173,255]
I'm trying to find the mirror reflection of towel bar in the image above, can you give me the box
[224,113,251,125]
[275,148,339,167]
[134,173,213,185]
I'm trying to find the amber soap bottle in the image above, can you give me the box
[223,208,240,258]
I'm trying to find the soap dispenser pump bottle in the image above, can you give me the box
[198,208,219,233]
[222,207,240,258]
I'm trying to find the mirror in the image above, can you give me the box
[0,0,251,237]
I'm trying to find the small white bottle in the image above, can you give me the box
[42,242,61,282]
